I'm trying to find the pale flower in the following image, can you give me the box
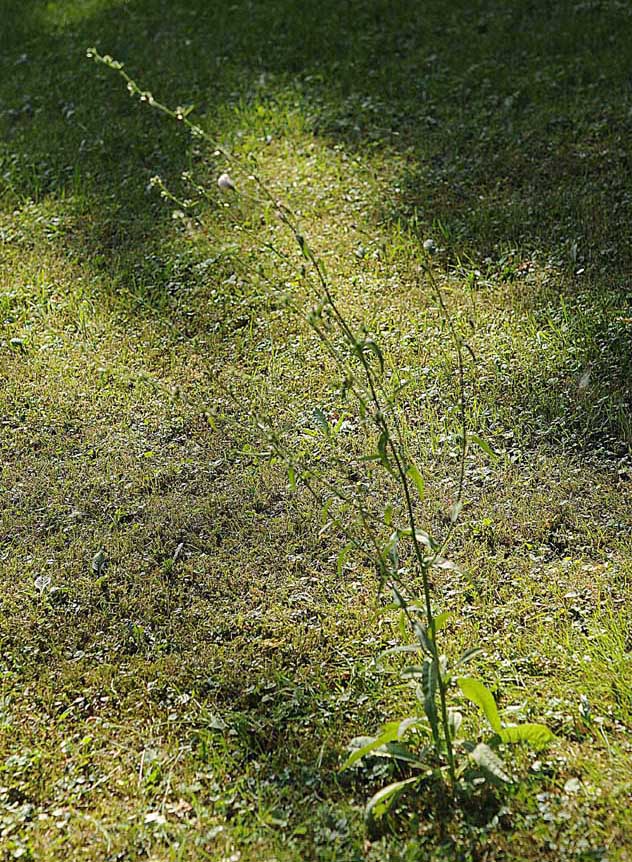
[217,172,236,191]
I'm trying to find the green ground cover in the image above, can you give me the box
[1,1,631,859]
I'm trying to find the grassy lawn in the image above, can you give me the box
[1,1,631,859]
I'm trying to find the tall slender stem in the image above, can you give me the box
[92,49,469,789]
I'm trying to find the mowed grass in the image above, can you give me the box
[1,1,631,859]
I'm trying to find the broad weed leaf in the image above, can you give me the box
[297,234,310,260]
[457,677,502,733]
[397,527,435,550]
[414,529,434,549]
[449,500,463,524]
[430,611,451,638]
[342,722,402,770]
[413,622,433,656]
[343,718,427,770]
[469,434,498,460]
[470,742,512,783]
[397,717,426,740]
[374,644,420,669]
[377,430,390,468]
[379,741,426,765]
[406,463,425,500]
[365,777,418,820]
[499,724,554,746]
[455,647,484,668]
[447,709,463,739]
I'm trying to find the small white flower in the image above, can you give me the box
[34,574,52,594]
[423,238,437,255]
[217,172,236,191]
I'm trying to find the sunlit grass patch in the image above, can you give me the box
[1,0,632,859]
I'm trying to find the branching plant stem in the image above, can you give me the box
[89,48,470,789]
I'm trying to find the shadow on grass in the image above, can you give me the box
[4,2,632,257]
[2,0,631,433]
